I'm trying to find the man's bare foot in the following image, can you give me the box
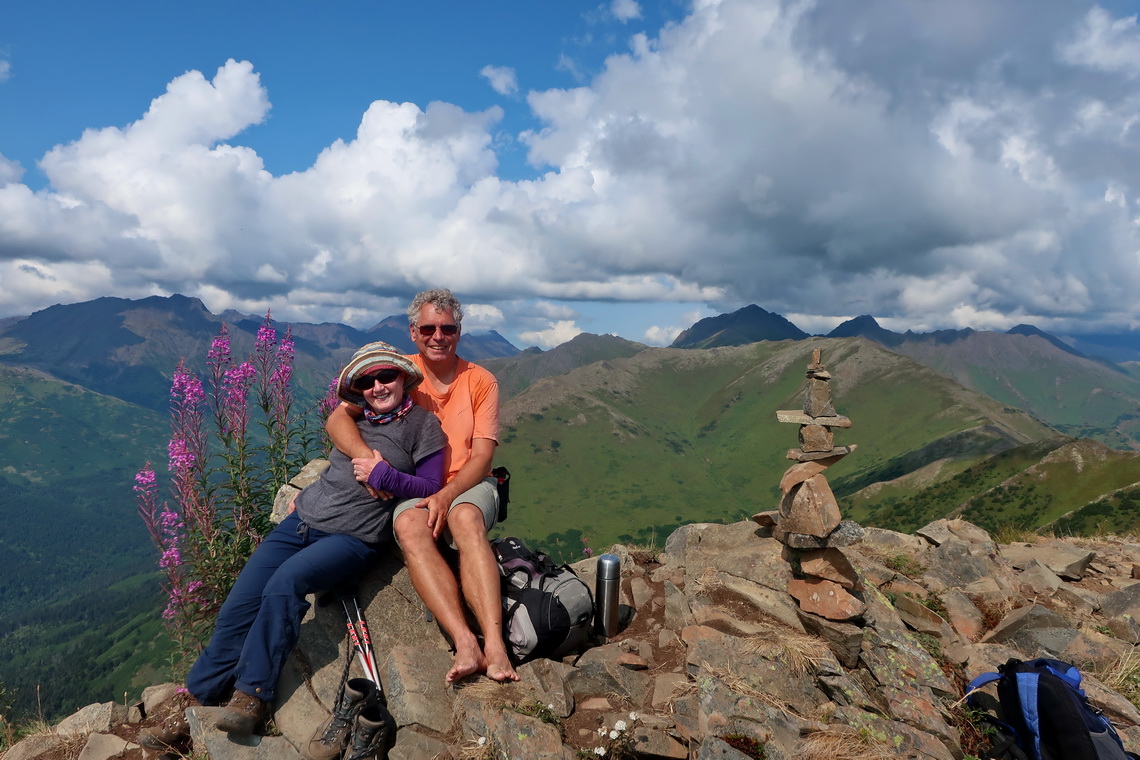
[484,650,520,682]
[446,638,486,683]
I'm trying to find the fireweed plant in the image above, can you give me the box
[136,313,338,671]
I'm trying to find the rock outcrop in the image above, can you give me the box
[13,517,1140,760]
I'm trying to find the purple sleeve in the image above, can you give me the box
[367,448,445,498]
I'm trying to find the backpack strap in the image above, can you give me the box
[967,672,1002,697]
[1014,671,1044,760]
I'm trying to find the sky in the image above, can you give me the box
[3,0,1140,349]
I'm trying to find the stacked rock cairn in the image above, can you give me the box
[753,348,867,622]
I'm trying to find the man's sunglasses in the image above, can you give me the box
[416,324,459,337]
[352,368,402,390]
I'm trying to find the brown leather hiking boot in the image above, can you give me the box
[138,693,201,751]
[214,688,271,735]
[303,678,379,760]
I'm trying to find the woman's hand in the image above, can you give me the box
[352,450,393,500]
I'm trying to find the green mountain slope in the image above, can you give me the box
[493,337,1056,560]
[483,333,648,400]
[886,331,1140,449]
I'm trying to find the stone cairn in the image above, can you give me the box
[754,348,867,622]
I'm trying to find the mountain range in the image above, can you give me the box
[5,294,1140,718]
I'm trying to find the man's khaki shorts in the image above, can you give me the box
[391,477,498,549]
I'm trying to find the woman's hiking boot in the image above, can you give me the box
[214,688,271,735]
[344,703,396,760]
[302,677,378,760]
[137,692,200,751]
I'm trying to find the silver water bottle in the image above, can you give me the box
[595,553,621,639]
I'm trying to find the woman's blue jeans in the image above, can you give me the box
[185,512,378,704]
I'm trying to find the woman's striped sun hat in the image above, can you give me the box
[336,341,423,406]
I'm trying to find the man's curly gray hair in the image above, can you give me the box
[407,288,464,326]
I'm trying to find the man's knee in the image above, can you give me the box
[395,509,434,548]
[449,504,488,545]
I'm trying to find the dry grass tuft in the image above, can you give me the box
[1094,646,1140,710]
[451,679,518,706]
[992,524,1055,545]
[797,726,894,760]
[742,624,832,676]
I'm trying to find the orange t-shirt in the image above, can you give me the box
[408,354,499,484]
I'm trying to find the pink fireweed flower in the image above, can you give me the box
[207,326,231,366]
[168,437,195,472]
[320,376,340,419]
[134,467,156,492]
[159,546,182,569]
[171,364,205,406]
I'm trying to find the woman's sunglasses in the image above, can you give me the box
[416,324,459,337]
[352,368,402,390]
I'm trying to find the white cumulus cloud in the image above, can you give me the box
[519,320,583,348]
[3,0,1140,342]
[480,65,518,96]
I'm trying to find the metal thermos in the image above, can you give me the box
[595,553,621,639]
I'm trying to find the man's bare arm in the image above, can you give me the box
[326,402,373,459]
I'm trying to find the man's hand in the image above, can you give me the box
[415,492,452,540]
[287,492,297,515]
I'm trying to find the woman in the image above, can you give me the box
[141,341,445,749]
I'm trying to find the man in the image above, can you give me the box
[328,289,519,683]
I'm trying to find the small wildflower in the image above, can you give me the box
[594,748,606,757]
[597,727,607,736]
[477,736,487,747]
[614,720,627,732]
[609,730,620,740]
[547,704,555,711]
[628,712,640,721]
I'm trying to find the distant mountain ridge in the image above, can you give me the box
[670,303,809,348]
[667,306,1140,449]
[0,295,522,411]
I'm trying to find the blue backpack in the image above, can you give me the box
[967,658,1138,760]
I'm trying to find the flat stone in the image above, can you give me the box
[56,702,131,736]
[940,589,985,641]
[77,733,135,760]
[799,424,835,452]
[778,474,841,538]
[750,510,777,527]
[981,604,1068,644]
[188,706,299,760]
[664,580,696,630]
[517,658,575,718]
[631,727,688,759]
[389,728,452,760]
[651,673,692,709]
[786,444,857,461]
[916,518,995,547]
[461,701,564,760]
[630,576,654,610]
[579,696,612,710]
[788,578,866,621]
[2,734,65,760]
[1099,582,1140,618]
[141,683,181,716]
[776,520,865,549]
[775,410,852,427]
[779,457,847,493]
[385,645,454,734]
[1002,543,1095,580]
[800,547,862,590]
[1019,559,1062,595]
[893,593,955,640]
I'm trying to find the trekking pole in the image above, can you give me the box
[340,598,380,685]
[352,596,383,688]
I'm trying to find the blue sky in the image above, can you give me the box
[3,0,1140,348]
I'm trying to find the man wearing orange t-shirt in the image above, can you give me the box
[328,289,518,684]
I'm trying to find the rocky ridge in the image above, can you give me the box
[10,516,1140,760]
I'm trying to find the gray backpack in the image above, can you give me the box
[491,537,595,663]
